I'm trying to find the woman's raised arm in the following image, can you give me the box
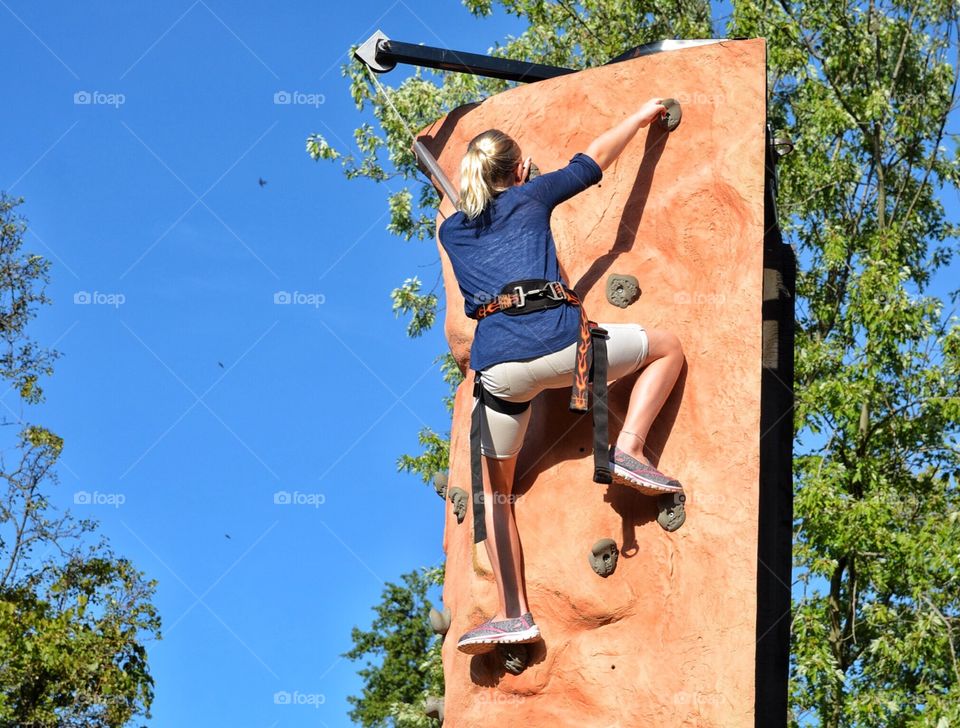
[585,98,667,171]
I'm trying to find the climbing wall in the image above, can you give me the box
[420,39,769,727]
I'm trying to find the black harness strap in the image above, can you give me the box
[590,325,612,485]
[467,279,610,545]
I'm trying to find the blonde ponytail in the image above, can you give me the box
[458,130,521,220]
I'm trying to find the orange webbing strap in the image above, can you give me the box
[568,295,591,411]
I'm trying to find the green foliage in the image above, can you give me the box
[395,351,464,484]
[0,195,160,726]
[394,351,463,485]
[342,566,444,727]
[396,427,451,486]
[732,0,959,724]
[0,555,159,727]
[390,277,438,339]
[438,352,465,414]
[392,354,462,517]
[0,195,59,408]
[306,133,342,162]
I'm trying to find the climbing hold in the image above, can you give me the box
[588,538,620,577]
[433,471,448,500]
[657,492,686,532]
[606,274,641,309]
[497,643,530,675]
[658,97,682,132]
[424,695,444,722]
[448,487,468,524]
[429,605,452,635]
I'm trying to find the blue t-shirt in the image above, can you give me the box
[438,152,603,372]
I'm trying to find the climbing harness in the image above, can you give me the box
[469,278,611,544]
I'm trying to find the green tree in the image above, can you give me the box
[317,2,959,725]
[731,1,960,724]
[342,566,444,727]
[0,194,160,727]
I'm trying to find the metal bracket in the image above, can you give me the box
[354,30,395,73]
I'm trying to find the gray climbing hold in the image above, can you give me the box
[657,492,686,531]
[658,97,682,132]
[588,538,620,577]
[424,695,444,722]
[429,605,452,635]
[606,274,641,309]
[496,642,530,675]
[433,471,448,500]
[448,487,468,524]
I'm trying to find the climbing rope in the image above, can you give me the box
[365,64,418,142]
[364,65,460,209]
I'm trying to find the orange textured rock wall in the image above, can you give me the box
[420,39,767,727]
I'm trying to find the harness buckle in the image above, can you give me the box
[512,285,527,308]
[545,281,566,300]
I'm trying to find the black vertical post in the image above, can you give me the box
[756,121,795,727]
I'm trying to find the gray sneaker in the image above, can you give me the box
[456,612,540,654]
[609,445,684,496]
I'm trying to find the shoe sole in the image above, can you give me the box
[456,625,541,655]
[611,463,684,496]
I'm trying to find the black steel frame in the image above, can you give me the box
[370,38,575,83]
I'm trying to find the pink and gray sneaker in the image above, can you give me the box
[456,612,541,654]
[609,445,684,496]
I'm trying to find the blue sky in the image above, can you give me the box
[2,2,957,727]
[1,2,529,725]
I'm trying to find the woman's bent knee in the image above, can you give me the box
[644,328,683,362]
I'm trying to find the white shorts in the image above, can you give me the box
[474,323,649,459]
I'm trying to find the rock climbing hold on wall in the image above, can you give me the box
[606,273,641,308]
[496,642,530,675]
[588,538,620,577]
[657,492,686,531]
[659,97,682,131]
[433,471,448,499]
[448,487,468,524]
[430,605,452,635]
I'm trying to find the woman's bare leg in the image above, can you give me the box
[480,452,529,620]
[615,328,684,465]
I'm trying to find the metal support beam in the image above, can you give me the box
[355,30,575,83]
